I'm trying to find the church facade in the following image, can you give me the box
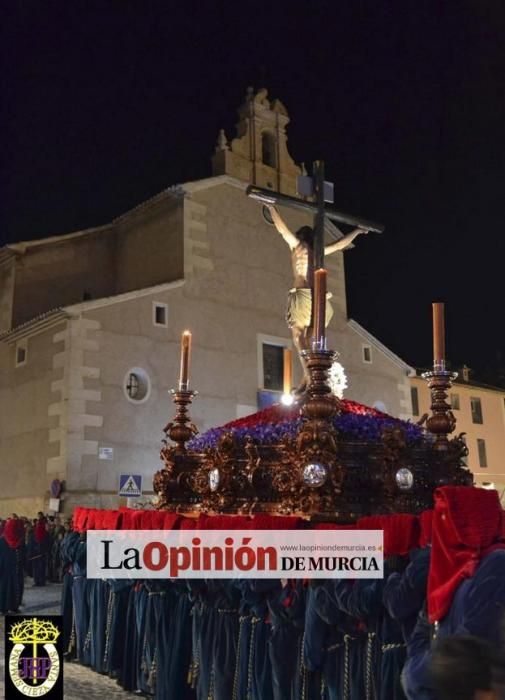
[0,88,414,516]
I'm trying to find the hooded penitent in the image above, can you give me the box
[72,507,88,533]
[3,518,25,548]
[85,509,98,531]
[119,508,135,530]
[103,510,123,530]
[357,513,420,557]
[34,519,47,544]
[132,510,145,530]
[427,486,505,623]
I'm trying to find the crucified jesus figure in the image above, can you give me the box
[266,204,369,393]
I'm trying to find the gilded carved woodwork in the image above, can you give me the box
[153,350,473,520]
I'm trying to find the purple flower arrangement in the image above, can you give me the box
[188,400,424,452]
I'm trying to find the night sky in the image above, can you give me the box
[2,1,504,378]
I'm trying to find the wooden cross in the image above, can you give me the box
[247,160,384,270]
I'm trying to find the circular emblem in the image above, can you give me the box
[209,468,220,492]
[395,467,414,491]
[302,463,328,487]
[8,618,61,697]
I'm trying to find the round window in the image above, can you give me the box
[124,367,151,404]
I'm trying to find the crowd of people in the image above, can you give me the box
[1,486,505,699]
[0,511,72,612]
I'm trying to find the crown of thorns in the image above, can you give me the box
[9,618,60,645]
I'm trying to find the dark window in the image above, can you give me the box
[363,346,372,363]
[411,387,420,416]
[477,438,488,468]
[461,435,468,466]
[470,397,483,424]
[262,132,277,168]
[154,304,167,326]
[262,343,284,391]
[450,393,460,410]
[16,346,26,366]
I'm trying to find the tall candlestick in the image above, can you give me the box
[283,348,292,394]
[313,268,327,349]
[179,330,192,389]
[432,302,445,366]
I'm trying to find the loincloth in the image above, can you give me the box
[286,288,334,329]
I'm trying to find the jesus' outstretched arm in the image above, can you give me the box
[265,205,299,249]
[324,227,369,256]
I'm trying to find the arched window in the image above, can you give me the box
[261,131,277,168]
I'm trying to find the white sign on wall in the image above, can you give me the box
[48,498,60,513]
[99,447,114,461]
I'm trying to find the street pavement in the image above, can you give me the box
[0,580,140,699]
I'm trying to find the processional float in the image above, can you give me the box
[153,165,472,521]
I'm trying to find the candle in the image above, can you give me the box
[432,302,445,366]
[283,348,292,394]
[313,268,327,349]
[179,330,192,389]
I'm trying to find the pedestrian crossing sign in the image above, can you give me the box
[119,474,142,497]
